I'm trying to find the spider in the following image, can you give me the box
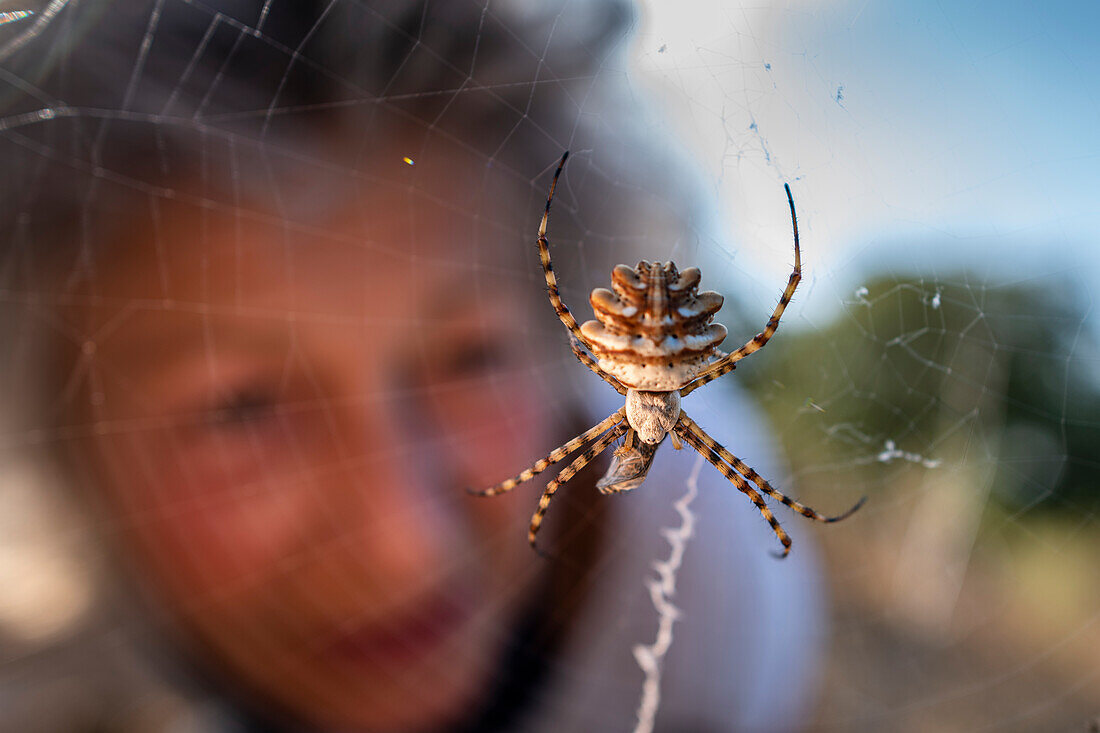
[471,152,865,556]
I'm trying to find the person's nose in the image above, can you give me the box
[322,396,458,585]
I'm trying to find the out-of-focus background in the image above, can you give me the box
[633,2,1100,729]
[638,4,1100,726]
[2,0,1098,731]
[638,2,1100,726]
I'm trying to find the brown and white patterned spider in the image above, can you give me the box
[472,152,865,556]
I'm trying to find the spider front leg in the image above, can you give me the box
[686,183,802,387]
[469,407,626,497]
[537,151,594,350]
[679,359,735,397]
[529,422,628,554]
[569,336,627,395]
[677,411,865,522]
[675,422,794,558]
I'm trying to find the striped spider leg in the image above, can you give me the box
[570,336,627,395]
[681,182,802,398]
[468,407,629,554]
[674,411,865,557]
[469,407,626,498]
[536,151,593,351]
[535,153,632,398]
[526,422,629,554]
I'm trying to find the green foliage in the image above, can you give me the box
[737,275,1099,517]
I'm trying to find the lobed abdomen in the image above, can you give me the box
[579,260,727,391]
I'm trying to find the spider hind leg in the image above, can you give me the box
[529,422,628,552]
[469,407,625,497]
[675,422,794,557]
[678,412,866,523]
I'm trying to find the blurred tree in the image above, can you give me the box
[734,274,1099,519]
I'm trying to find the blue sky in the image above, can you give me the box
[632,0,1099,319]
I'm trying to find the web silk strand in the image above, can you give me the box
[631,453,702,733]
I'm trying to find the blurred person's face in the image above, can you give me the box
[62,174,559,730]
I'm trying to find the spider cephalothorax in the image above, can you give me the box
[472,151,864,556]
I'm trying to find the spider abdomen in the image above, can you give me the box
[580,260,727,390]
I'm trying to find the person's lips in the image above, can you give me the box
[324,589,474,666]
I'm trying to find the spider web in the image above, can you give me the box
[2,1,1099,732]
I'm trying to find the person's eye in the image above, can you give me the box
[203,385,280,428]
[437,339,510,380]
